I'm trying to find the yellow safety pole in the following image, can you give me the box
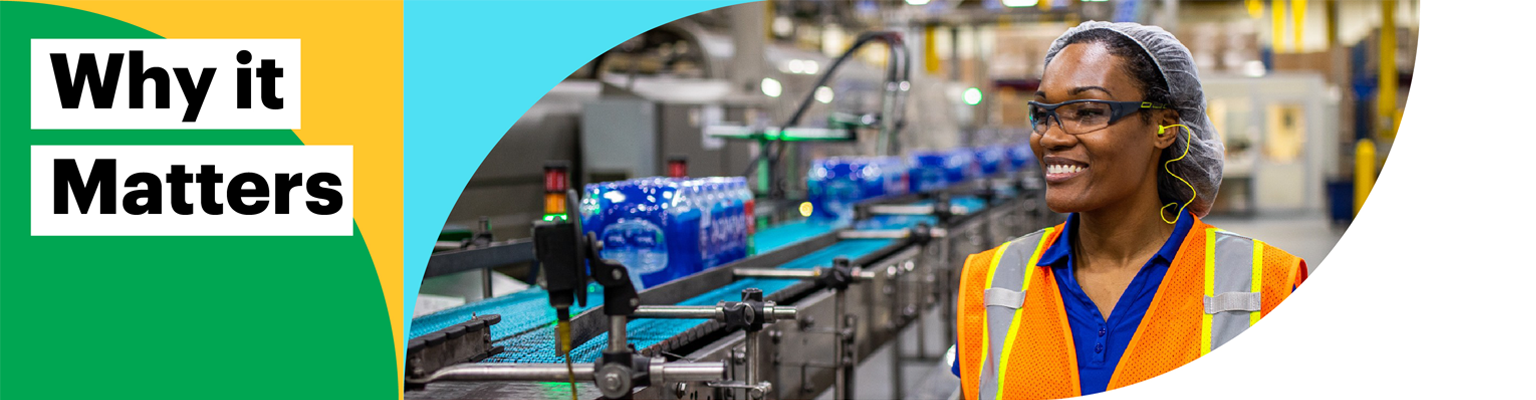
[1354,139,1376,216]
[925,24,941,74]
[1271,0,1288,53]
[1325,0,1337,48]
[1356,0,1397,217]
[1291,0,1306,52]
[764,0,775,41]
[1378,0,1398,140]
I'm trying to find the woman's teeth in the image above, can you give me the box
[1047,164,1083,175]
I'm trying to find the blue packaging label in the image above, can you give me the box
[600,219,668,277]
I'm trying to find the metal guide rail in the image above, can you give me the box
[408,175,1058,400]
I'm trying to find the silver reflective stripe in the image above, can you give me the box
[976,229,1047,400]
[1204,292,1261,313]
[1208,231,1258,349]
[983,288,1026,309]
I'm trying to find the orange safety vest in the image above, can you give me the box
[956,216,1303,400]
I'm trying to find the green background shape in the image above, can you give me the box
[0,2,394,398]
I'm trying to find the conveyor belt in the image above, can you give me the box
[908,195,988,215]
[410,194,988,365]
[409,218,894,360]
[853,214,938,230]
[753,219,841,251]
[409,286,597,344]
[500,238,894,363]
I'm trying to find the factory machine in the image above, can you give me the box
[412,25,1061,400]
[439,19,971,243]
[407,163,1060,400]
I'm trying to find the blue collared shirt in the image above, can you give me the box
[950,212,1194,396]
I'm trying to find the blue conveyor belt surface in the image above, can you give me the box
[853,214,938,230]
[409,285,603,342]
[753,219,841,251]
[910,195,988,215]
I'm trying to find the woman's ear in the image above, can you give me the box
[1152,110,1179,150]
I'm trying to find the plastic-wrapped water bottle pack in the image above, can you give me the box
[579,176,754,291]
[974,144,1007,176]
[812,145,1039,223]
[1006,142,1035,171]
[807,156,909,223]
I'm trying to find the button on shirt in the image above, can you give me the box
[949,212,1193,396]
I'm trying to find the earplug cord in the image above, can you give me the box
[1159,124,1197,225]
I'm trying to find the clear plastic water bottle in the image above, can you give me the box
[701,181,725,268]
[808,158,861,224]
[730,179,749,260]
[685,179,708,272]
[702,178,724,264]
[732,177,756,256]
[713,178,743,264]
[666,178,704,278]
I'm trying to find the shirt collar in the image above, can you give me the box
[1034,211,1195,268]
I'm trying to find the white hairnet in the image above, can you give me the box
[1043,21,1225,218]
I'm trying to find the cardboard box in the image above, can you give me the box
[1271,51,1332,74]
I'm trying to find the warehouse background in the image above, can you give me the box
[422,0,1414,307]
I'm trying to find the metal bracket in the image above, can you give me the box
[404,314,504,390]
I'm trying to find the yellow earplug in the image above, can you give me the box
[1158,124,1197,225]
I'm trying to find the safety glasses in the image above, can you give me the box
[1028,100,1167,135]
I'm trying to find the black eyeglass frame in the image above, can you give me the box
[1027,99,1168,135]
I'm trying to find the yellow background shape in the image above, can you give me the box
[46,0,407,389]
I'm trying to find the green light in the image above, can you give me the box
[963,87,983,105]
[542,214,569,222]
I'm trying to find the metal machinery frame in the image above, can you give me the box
[713,31,911,200]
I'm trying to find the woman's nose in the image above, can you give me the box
[1037,117,1077,150]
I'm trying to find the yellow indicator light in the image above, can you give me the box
[799,202,813,217]
[544,192,568,214]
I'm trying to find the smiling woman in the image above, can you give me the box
[950,21,1308,400]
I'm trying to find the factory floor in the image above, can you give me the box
[816,213,1343,400]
